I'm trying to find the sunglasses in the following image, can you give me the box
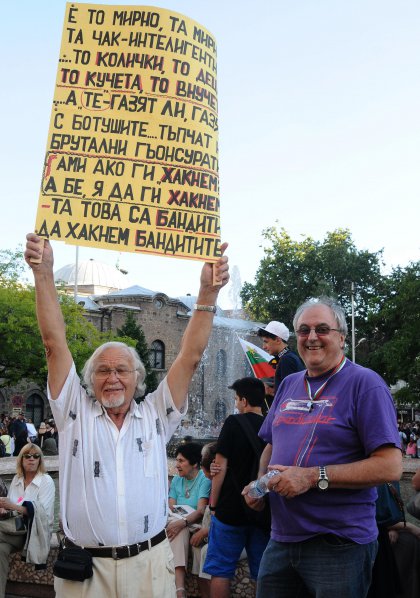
[23,454,41,460]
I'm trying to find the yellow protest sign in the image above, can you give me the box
[35,4,221,262]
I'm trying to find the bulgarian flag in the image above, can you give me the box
[237,337,275,379]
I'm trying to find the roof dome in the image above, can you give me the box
[54,259,130,294]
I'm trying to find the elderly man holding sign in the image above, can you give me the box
[25,233,229,598]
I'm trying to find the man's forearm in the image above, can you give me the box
[25,234,73,398]
[324,447,402,489]
[258,443,272,478]
[34,269,67,349]
[269,446,402,497]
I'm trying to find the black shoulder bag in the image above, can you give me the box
[53,543,93,581]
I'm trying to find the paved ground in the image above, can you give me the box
[2,455,419,598]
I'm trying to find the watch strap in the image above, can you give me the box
[194,303,217,313]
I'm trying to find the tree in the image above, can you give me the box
[0,281,118,387]
[0,246,25,283]
[0,247,128,387]
[363,262,420,404]
[240,227,386,334]
[117,312,158,398]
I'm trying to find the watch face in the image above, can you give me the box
[318,479,329,491]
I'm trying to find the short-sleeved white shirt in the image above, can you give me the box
[49,363,186,546]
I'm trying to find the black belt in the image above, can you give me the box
[65,529,167,560]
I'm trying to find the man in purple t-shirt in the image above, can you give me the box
[244,297,402,598]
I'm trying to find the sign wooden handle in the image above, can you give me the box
[212,262,222,286]
[30,238,45,264]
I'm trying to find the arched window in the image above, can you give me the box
[25,394,45,427]
[149,340,165,369]
[216,349,227,376]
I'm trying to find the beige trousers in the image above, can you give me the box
[0,531,26,598]
[169,527,191,568]
[54,537,176,598]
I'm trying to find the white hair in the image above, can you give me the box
[293,296,348,336]
[81,342,146,397]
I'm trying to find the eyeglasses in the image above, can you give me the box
[94,367,136,379]
[296,325,342,337]
[23,454,41,460]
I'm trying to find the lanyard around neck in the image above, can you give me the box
[304,355,347,411]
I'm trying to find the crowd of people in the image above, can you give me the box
[0,233,418,598]
[398,423,420,458]
[0,413,58,457]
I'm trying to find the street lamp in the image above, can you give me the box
[351,282,355,362]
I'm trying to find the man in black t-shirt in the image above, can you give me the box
[203,378,270,597]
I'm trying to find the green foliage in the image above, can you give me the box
[363,262,420,401]
[393,385,418,408]
[241,227,420,406]
[0,281,121,388]
[118,311,158,398]
[0,248,131,388]
[241,227,385,330]
[0,283,47,386]
[0,247,25,284]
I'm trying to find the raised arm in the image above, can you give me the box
[24,234,72,399]
[167,243,229,410]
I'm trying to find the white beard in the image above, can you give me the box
[100,393,126,409]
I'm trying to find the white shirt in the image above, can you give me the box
[26,422,38,438]
[8,472,55,532]
[49,363,186,547]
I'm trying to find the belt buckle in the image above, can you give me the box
[111,546,120,560]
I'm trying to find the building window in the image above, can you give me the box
[25,394,45,427]
[153,298,164,309]
[149,340,165,369]
[216,349,227,376]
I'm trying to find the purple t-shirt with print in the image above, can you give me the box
[259,359,401,544]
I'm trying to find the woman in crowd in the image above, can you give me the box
[190,442,217,598]
[0,427,12,457]
[167,442,211,598]
[34,422,48,450]
[0,443,55,598]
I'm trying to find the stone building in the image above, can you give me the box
[2,259,263,439]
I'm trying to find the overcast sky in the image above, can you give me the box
[1,0,419,308]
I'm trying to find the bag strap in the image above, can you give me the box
[233,414,263,459]
[387,482,406,527]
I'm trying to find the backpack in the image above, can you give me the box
[0,439,6,458]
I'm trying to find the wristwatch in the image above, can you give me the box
[316,466,329,491]
[194,304,217,313]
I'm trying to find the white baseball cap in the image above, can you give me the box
[258,321,290,342]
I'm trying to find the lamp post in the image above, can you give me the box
[73,245,79,301]
[351,282,355,362]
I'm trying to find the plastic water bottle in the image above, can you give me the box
[247,470,281,498]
